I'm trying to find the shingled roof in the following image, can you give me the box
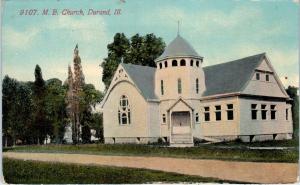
[156,35,202,61]
[121,63,157,100]
[120,53,266,100]
[203,53,265,96]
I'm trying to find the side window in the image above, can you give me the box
[227,104,234,120]
[270,105,276,120]
[196,60,199,67]
[286,108,289,120]
[164,61,168,68]
[261,104,267,120]
[118,95,131,125]
[204,107,210,121]
[251,104,257,120]
[215,105,221,121]
[159,63,162,69]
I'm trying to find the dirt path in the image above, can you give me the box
[3,152,298,183]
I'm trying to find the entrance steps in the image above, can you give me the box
[170,134,193,147]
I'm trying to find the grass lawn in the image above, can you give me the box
[4,140,298,163]
[3,158,244,184]
[210,138,299,148]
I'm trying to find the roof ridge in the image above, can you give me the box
[203,53,266,69]
[121,63,156,69]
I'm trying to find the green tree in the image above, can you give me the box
[2,76,19,146]
[2,76,34,146]
[45,78,68,143]
[90,113,104,142]
[33,65,50,144]
[286,86,299,139]
[80,84,103,143]
[101,33,165,89]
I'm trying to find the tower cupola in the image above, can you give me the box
[154,34,206,99]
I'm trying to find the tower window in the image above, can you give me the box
[180,59,186,66]
[215,105,221,121]
[251,104,257,120]
[164,61,168,68]
[160,80,164,95]
[190,60,194,66]
[159,63,162,69]
[172,60,178,66]
[204,107,210,121]
[256,73,260,80]
[286,108,289,120]
[177,78,182,94]
[118,95,131,125]
[196,61,199,67]
[196,78,199,94]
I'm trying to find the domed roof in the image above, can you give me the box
[156,35,201,62]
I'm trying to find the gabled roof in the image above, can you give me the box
[156,35,202,61]
[203,53,266,97]
[121,63,157,100]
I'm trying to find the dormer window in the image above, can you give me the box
[256,73,260,80]
[190,60,194,66]
[180,59,186,66]
[266,74,269,81]
[172,60,178,66]
[164,61,168,68]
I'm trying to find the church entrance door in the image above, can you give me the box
[170,111,193,146]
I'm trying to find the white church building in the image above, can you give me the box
[100,34,293,146]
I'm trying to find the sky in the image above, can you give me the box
[2,0,299,91]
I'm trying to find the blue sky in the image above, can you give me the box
[2,0,299,90]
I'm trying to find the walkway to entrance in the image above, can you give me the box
[4,152,298,184]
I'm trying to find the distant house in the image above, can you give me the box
[100,34,293,146]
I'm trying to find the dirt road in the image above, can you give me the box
[3,152,298,183]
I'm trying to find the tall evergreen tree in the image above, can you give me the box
[70,44,86,144]
[33,65,50,144]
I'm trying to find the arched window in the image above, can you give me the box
[196,78,199,94]
[164,61,168,68]
[177,78,182,94]
[190,60,194,66]
[196,60,199,67]
[180,59,186,66]
[118,95,131,125]
[159,63,162,69]
[172,60,178,66]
